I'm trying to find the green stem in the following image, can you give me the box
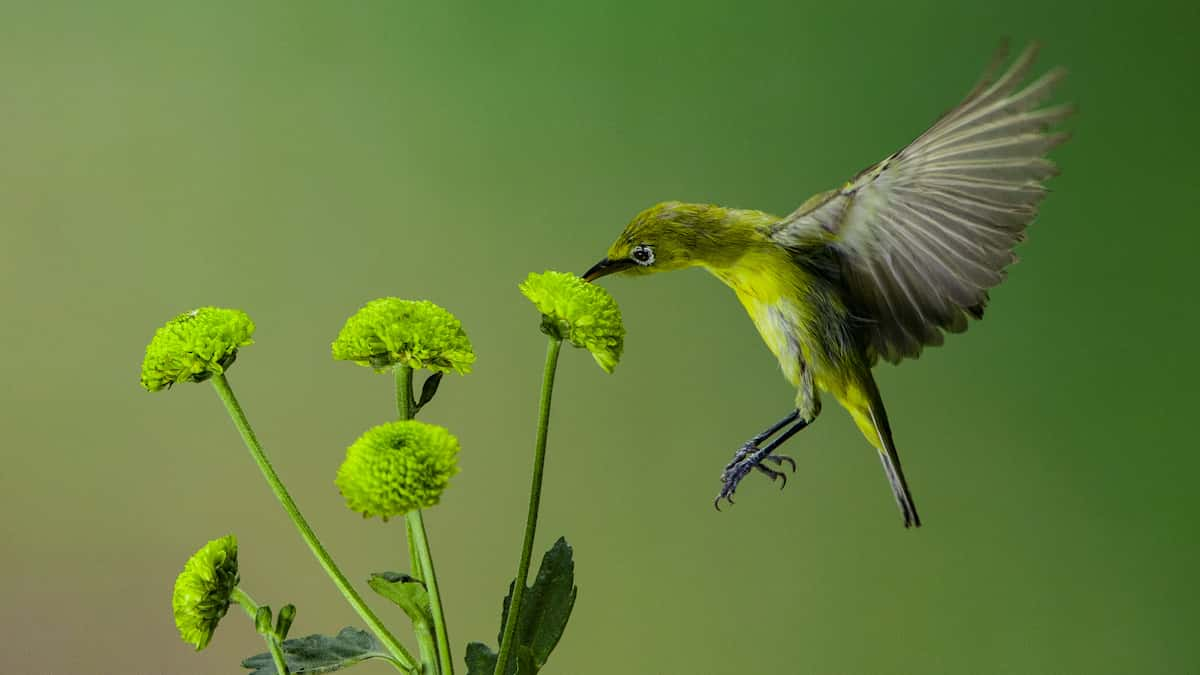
[232,588,290,675]
[408,510,452,675]
[232,586,260,620]
[412,617,439,675]
[404,514,435,674]
[395,364,455,675]
[211,374,416,673]
[403,519,436,675]
[494,338,563,675]
[266,635,289,675]
[396,364,415,421]
[406,518,421,590]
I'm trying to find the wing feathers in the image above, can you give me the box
[774,43,1072,363]
[964,42,1041,110]
[926,67,1067,145]
[924,103,1075,153]
[922,131,1070,164]
[917,158,1060,183]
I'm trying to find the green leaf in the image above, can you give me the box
[414,371,444,413]
[241,627,389,674]
[367,571,433,626]
[462,643,539,675]
[504,537,577,670]
[515,645,537,675]
[464,642,498,675]
[467,537,578,675]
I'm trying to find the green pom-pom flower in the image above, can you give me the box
[336,420,461,520]
[172,535,239,651]
[332,298,474,374]
[520,270,625,373]
[140,308,255,391]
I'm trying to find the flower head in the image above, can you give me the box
[520,271,625,373]
[141,308,255,391]
[172,535,239,651]
[336,421,460,520]
[332,298,474,374]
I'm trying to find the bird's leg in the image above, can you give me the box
[715,418,811,508]
[721,409,799,472]
[715,410,809,509]
[715,361,820,508]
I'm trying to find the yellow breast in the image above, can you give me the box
[707,248,814,388]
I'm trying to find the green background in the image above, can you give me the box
[2,1,1196,673]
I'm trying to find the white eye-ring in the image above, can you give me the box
[631,244,655,266]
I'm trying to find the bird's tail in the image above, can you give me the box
[845,374,921,528]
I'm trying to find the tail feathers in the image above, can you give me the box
[855,378,922,528]
[871,417,922,528]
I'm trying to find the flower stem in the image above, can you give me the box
[406,522,438,675]
[211,374,416,673]
[494,337,563,675]
[408,510,451,674]
[232,587,290,675]
[395,364,455,675]
[406,518,420,592]
[396,364,415,421]
[412,615,439,674]
[231,586,260,620]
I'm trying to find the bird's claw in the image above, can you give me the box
[755,463,788,489]
[714,411,809,510]
[765,453,797,472]
[713,493,732,511]
[715,445,794,509]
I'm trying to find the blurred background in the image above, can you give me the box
[2,1,1197,673]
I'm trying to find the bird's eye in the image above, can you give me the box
[631,244,655,266]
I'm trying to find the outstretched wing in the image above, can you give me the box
[773,43,1073,364]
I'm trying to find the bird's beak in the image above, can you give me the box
[582,257,634,282]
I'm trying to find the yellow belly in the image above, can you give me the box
[706,248,877,435]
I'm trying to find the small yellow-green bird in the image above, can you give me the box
[583,43,1072,527]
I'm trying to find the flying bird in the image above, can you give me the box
[583,43,1072,527]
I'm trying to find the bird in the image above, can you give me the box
[581,43,1073,527]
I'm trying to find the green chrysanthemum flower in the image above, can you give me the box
[520,270,625,373]
[332,298,474,374]
[336,420,460,520]
[172,535,239,651]
[140,308,255,391]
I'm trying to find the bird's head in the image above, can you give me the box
[583,201,749,282]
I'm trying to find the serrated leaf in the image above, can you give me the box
[502,537,577,670]
[368,571,433,626]
[471,537,578,675]
[464,641,498,675]
[242,627,389,674]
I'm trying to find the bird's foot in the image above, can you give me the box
[713,443,796,510]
